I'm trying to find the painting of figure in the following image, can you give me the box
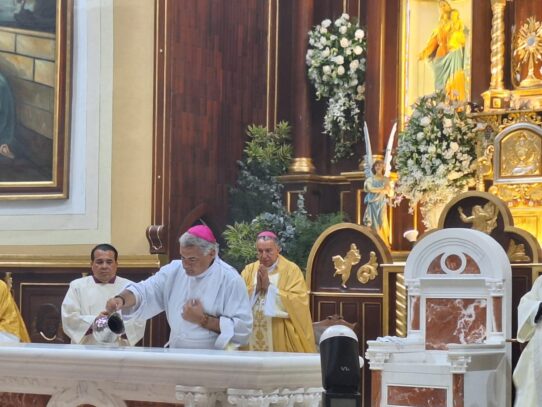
[400,0,472,125]
[0,0,71,198]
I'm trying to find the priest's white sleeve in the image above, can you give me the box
[122,262,173,321]
[214,271,253,349]
[263,284,289,318]
[123,317,146,346]
[61,283,96,344]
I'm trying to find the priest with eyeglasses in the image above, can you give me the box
[105,225,252,350]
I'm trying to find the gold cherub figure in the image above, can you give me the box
[332,243,361,289]
[357,251,379,284]
[507,239,531,263]
[458,202,498,235]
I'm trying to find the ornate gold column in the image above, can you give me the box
[289,0,315,174]
[482,0,510,110]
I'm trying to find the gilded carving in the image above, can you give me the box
[332,243,361,289]
[489,183,542,207]
[501,131,541,177]
[512,16,542,88]
[458,202,498,234]
[507,239,531,263]
[356,251,379,284]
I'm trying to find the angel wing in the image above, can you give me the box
[363,121,373,179]
[384,122,397,177]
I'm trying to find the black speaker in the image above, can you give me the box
[319,325,362,407]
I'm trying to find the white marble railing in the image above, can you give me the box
[0,343,323,407]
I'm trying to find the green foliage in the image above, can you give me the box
[224,121,345,273]
[224,195,345,272]
[286,211,345,270]
[229,122,293,223]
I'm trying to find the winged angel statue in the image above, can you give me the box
[362,122,396,244]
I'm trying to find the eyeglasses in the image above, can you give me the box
[180,255,201,264]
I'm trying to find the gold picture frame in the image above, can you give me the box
[399,0,472,129]
[0,0,72,200]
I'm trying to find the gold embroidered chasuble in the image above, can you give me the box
[241,255,316,353]
[0,280,30,342]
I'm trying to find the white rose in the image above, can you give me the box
[342,13,350,20]
[334,55,344,65]
[357,84,365,94]
[322,65,331,75]
[420,117,431,127]
[337,66,345,75]
[322,19,332,28]
[349,60,359,70]
[339,26,347,34]
[443,118,452,128]
[322,47,330,57]
[416,132,424,141]
[320,27,328,34]
[320,36,327,45]
[428,145,436,154]
[345,48,352,55]
[354,45,363,55]
[355,29,365,40]
[340,37,350,48]
[450,142,459,152]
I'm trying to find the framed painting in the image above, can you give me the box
[399,0,472,129]
[0,0,72,199]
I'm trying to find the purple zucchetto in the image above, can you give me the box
[187,225,216,243]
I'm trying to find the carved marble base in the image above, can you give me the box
[0,344,323,407]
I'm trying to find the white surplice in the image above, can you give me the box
[514,275,542,407]
[123,258,252,349]
[61,276,146,346]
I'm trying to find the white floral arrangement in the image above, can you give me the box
[395,91,479,226]
[306,13,367,162]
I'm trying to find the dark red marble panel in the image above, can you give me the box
[426,298,487,350]
[453,374,464,407]
[387,385,446,406]
[0,393,51,407]
[427,254,480,274]
[493,297,502,333]
[410,295,420,331]
[371,370,381,407]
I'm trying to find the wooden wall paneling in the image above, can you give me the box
[155,0,270,258]
[4,266,165,347]
[361,301,383,407]
[313,294,382,407]
[471,0,492,105]
[148,0,171,254]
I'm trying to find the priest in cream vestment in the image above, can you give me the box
[241,231,315,353]
[0,279,30,343]
[514,275,542,407]
[61,244,146,345]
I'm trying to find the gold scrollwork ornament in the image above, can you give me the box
[356,252,379,284]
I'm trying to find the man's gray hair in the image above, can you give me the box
[179,233,219,255]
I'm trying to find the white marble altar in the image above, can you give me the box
[365,228,512,407]
[0,343,323,406]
